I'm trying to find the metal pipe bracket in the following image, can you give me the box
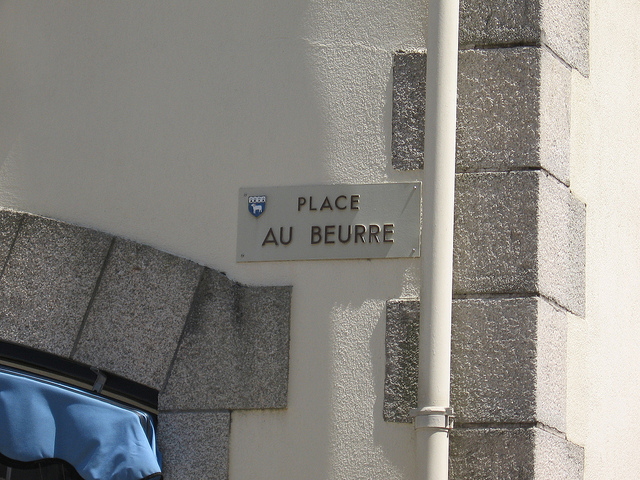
[410,406,455,431]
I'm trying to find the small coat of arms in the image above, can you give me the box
[248,195,267,217]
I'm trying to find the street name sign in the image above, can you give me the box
[237,182,421,262]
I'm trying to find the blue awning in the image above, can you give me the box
[0,366,162,480]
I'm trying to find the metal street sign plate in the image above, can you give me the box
[237,182,421,262]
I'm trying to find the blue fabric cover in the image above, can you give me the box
[0,366,162,480]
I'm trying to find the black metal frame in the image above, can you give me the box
[0,340,158,411]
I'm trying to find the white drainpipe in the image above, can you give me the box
[414,0,459,478]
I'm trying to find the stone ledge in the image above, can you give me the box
[450,426,584,479]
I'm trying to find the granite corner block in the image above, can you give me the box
[454,170,585,314]
[457,46,570,183]
[453,171,540,296]
[160,268,291,410]
[456,47,541,173]
[540,47,572,185]
[450,427,536,479]
[158,410,230,480]
[542,0,590,75]
[72,239,203,388]
[535,297,568,431]
[459,0,589,76]
[393,47,572,181]
[384,298,420,423]
[0,213,112,357]
[459,0,541,48]
[450,426,584,479]
[451,296,567,430]
[452,297,538,424]
[534,427,585,479]
[384,295,567,428]
[538,173,586,316]
[392,51,426,171]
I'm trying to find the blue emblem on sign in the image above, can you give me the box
[248,195,267,217]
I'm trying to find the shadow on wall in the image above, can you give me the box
[0,0,324,265]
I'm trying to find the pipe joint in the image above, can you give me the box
[411,406,455,431]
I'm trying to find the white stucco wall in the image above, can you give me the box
[568,1,640,478]
[0,1,426,479]
[4,1,640,479]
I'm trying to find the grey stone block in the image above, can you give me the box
[73,238,203,388]
[160,269,291,410]
[538,171,586,316]
[534,298,568,430]
[451,427,535,479]
[451,296,566,430]
[383,296,567,430]
[454,171,539,295]
[535,427,585,479]
[542,0,590,75]
[459,0,589,74]
[459,0,541,48]
[450,426,584,479]
[457,47,570,184]
[384,298,420,422]
[454,170,586,316]
[392,48,571,183]
[0,214,112,357]
[158,411,230,480]
[539,48,572,184]
[392,52,426,171]
[0,210,23,272]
